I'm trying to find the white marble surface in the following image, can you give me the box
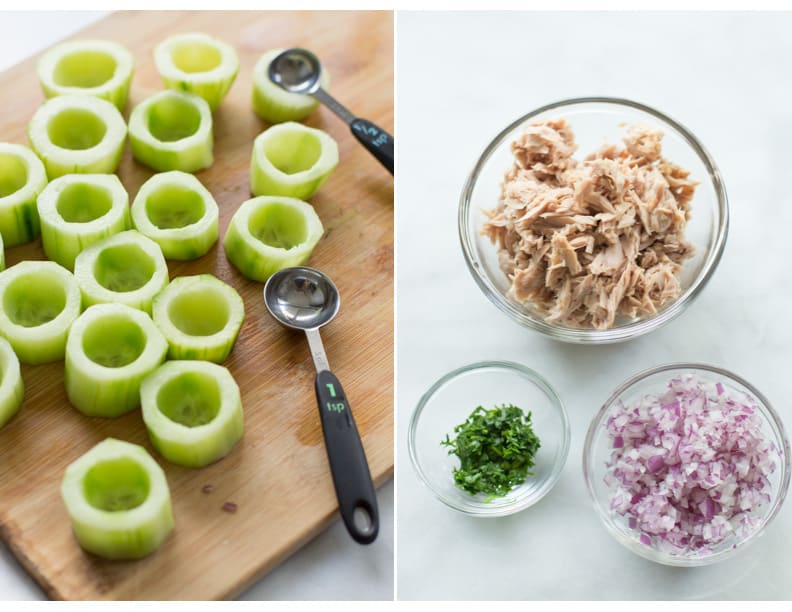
[0,11,393,601]
[396,11,792,600]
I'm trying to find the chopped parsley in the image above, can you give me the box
[441,403,541,500]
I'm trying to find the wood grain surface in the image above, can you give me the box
[0,10,393,601]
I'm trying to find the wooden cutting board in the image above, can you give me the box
[0,10,393,601]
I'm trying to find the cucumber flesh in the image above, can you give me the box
[28,95,127,179]
[0,260,82,364]
[252,48,330,124]
[0,336,24,428]
[0,143,48,246]
[141,360,243,468]
[154,32,239,112]
[128,90,213,173]
[152,274,244,363]
[250,122,338,199]
[74,229,169,314]
[65,303,168,417]
[131,171,218,260]
[37,39,134,111]
[37,173,131,271]
[223,196,324,282]
[60,438,174,559]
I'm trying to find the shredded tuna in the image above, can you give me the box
[482,118,697,329]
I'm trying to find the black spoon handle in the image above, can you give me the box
[314,369,379,544]
[350,118,394,174]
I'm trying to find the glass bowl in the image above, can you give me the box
[408,361,570,517]
[458,97,729,344]
[583,363,791,566]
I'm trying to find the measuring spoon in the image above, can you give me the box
[268,48,394,174]
[263,266,379,544]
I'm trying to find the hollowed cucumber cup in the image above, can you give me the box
[0,143,48,246]
[0,261,81,364]
[61,438,174,559]
[152,274,244,363]
[128,90,213,173]
[28,95,127,179]
[65,303,168,418]
[154,32,239,112]
[141,360,243,468]
[251,48,329,124]
[223,196,323,282]
[37,39,134,111]
[74,230,169,314]
[250,122,338,199]
[37,174,131,270]
[131,171,218,260]
[0,337,24,429]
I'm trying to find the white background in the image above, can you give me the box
[0,10,393,601]
[396,11,792,600]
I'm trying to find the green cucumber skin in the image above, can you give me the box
[6,329,71,366]
[41,77,132,113]
[144,223,218,261]
[165,334,238,363]
[148,402,243,468]
[223,220,315,282]
[38,142,126,180]
[0,375,24,429]
[161,75,237,113]
[41,209,131,271]
[252,88,319,124]
[69,496,174,560]
[129,133,213,174]
[65,348,167,418]
[0,197,40,247]
[79,289,164,317]
[250,164,334,200]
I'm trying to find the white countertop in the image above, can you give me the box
[0,11,393,601]
[396,11,792,600]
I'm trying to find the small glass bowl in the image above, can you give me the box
[583,363,791,566]
[408,361,571,517]
[459,97,729,344]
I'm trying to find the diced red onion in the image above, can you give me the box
[603,373,778,554]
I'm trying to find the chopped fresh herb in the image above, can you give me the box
[441,403,541,500]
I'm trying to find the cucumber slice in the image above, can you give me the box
[37,39,134,111]
[0,261,81,364]
[223,196,323,282]
[61,438,174,559]
[74,230,169,315]
[37,174,131,271]
[128,90,213,173]
[152,274,244,363]
[0,336,24,429]
[28,95,127,179]
[141,360,243,468]
[250,122,338,199]
[154,32,239,112]
[0,143,48,246]
[131,171,218,260]
[251,48,330,124]
[0,232,3,271]
[65,303,168,417]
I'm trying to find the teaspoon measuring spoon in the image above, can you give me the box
[263,266,379,545]
[268,48,394,174]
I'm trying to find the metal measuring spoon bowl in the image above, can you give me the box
[263,267,379,544]
[267,48,394,174]
[268,48,322,95]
